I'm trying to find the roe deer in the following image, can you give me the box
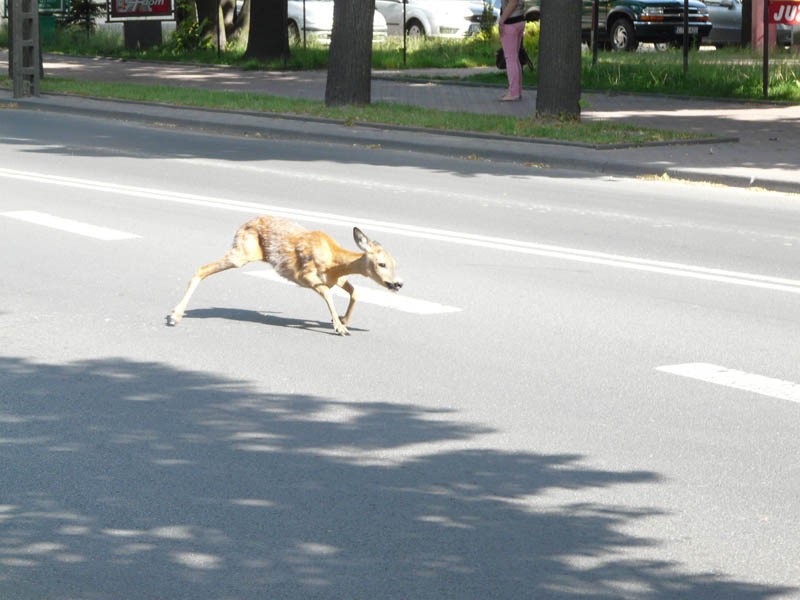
[166,215,403,335]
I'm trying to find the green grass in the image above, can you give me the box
[0,21,531,69]
[6,22,796,100]
[606,52,800,100]
[0,75,700,146]
[12,23,800,101]
[0,26,505,70]
[6,24,795,143]
[465,47,800,102]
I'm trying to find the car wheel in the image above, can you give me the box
[288,20,301,45]
[609,18,637,51]
[406,19,425,37]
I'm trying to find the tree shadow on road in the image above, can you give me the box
[0,356,793,599]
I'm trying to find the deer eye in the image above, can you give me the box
[378,262,387,269]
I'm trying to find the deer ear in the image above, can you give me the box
[353,227,370,251]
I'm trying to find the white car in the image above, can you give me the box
[287,0,388,45]
[375,0,495,37]
[234,0,388,45]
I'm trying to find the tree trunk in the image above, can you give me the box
[244,0,289,61]
[325,0,375,106]
[536,0,582,120]
[221,0,236,39]
[229,0,250,44]
[195,0,220,46]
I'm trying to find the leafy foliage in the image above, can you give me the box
[479,3,496,38]
[59,0,105,36]
[165,0,214,53]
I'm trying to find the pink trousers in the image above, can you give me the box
[500,21,526,98]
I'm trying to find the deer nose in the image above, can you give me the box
[387,281,403,291]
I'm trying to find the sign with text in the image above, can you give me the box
[39,0,68,14]
[107,0,174,21]
[770,0,800,24]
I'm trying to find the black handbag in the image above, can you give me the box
[495,48,507,70]
[495,46,534,71]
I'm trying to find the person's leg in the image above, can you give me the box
[500,22,524,99]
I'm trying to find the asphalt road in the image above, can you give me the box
[1,108,799,599]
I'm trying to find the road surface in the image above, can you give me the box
[1,108,799,599]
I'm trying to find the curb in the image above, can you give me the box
[4,88,734,150]
[3,92,796,194]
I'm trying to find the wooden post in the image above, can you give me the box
[591,0,598,66]
[763,0,769,98]
[11,0,40,97]
[683,0,689,75]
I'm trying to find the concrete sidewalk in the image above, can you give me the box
[3,51,800,192]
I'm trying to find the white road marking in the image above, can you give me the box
[244,269,461,315]
[3,167,800,295]
[1,210,140,241]
[657,363,800,404]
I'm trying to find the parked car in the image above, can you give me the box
[235,0,388,45]
[287,0,388,44]
[523,0,713,51]
[703,0,799,47]
[375,0,496,38]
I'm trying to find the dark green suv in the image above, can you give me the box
[524,1,713,51]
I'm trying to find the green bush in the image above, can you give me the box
[523,21,540,57]
[479,4,496,38]
[58,0,106,36]
[165,0,214,53]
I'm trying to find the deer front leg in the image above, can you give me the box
[339,279,357,326]
[309,280,349,336]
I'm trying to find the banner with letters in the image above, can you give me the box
[107,0,174,21]
[769,0,800,24]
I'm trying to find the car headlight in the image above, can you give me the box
[641,6,665,21]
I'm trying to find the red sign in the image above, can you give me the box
[770,0,800,24]
[109,0,173,20]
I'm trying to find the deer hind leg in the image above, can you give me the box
[339,278,357,326]
[166,229,263,326]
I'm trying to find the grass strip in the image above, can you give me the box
[4,26,799,101]
[0,76,701,146]
[465,51,800,102]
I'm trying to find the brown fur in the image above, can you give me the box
[166,216,403,335]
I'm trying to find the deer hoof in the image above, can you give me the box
[166,314,179,327]
[334,323,350,336]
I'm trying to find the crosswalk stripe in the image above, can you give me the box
[244,269,461,315]
[1,210,140,241]
[657,363,800,404]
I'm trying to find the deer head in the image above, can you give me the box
[354,227,403,292]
